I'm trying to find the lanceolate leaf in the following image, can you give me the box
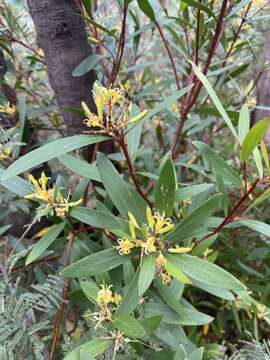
[182,0,215,17]
[137,0,156,21]
[2,135,107,180]
[26,222,65,265]
[155,157,176,216]
[72,54,102,77]
[61,248,131,278]
[0,167,33,196]
[241,117,268,161]
[166,194,222,241]
[193,141,242,186]
[79,277,99,304]
[115,272,140,316]
[138,254,156,296]
[166,254,245,290]
[63,339,112,360]
[238,104,250,145]
[59,154,100,182]
[190,61,239,141]
[164,259,192,284]
[113,314,145,338]
[97,152,147,223]
[175,183,214,202]
[70,206,128,231]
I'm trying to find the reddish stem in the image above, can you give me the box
[119,137,152,207]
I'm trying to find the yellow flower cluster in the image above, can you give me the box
[82,82,147,136]
[96,283,122,306]
[87,283,122,329]
[116,207,192,285]
[0,102,16,116]
[24,172,82,218]
[0,146,12,160]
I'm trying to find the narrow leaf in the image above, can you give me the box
[138,254,156,296]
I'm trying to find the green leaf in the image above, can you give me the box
[97,152,147,223]
[155,157,176,216]
[166,194,221,241]
[63,339,112,360]
[2,135,107,180]
[227,0,252,18]
[113,314,145,338]
[138,254,156,296]
[261,139,270,176]
[62,248,131,278]
[188,348,204,360]
[166,254,245,290]
[72,54,103,77]
[182,0,215,17]
[238,104,250,145]
[137,0,156,21]
[139,316,162,336]
[0,167,33,196]
[190,61,238,141]
[70,206,127,231]
[252,146,263,179]
[0,225,11,236]
[250,187,270,208]
[236,219,270,238]
[175,183,214,202]
[190,278,235,300]
[26,223,65,265]
[129,85,192,131]
[193,141,242,186]
[164,259,192,284]
[115,272,139,316]
[155,279,213,325]
[59,154,100,182]
[79,277,99,304]
[241,117,269,161]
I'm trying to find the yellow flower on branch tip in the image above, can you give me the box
[144,236,157,254]
[168,245,193,254]
[116,237,134,255]
[146,206,174,234]
[96,283,113,305]
[0,102,16,116]
[25,172,54,203]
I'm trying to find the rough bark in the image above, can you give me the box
[27,0,96,133]
[255,29,270,143]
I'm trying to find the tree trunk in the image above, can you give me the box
[27,0,96,134]
[255,28,270,144]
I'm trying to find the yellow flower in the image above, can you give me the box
[161,271,172,285]
[0,146,12,160]
[54,198,82,218]
[96,284,113,305]
[116,237,134,255]
[82,82,147,136]
[146,207,174,234]
[256,303,266,320]
[168,245,192,254]
[111,292,122,305]
[247,97,257,107]
[25,172,54,203]
[156,252,167,267]
[144,236,157,254]
[0,102,16,116]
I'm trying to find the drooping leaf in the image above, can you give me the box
[166,254,245,290]
[26,222,65,265]
[2,135,107,180]
[138,253,156,296]
[113,314,145,338]
[155,157,176,216]
[62,248,131,278]
[241,117,268,161]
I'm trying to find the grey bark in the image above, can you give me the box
[255,29,270,143]
[27,0,96,133]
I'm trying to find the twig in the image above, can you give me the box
[118,136,152,207]
[202,178,259,241]
[50,232,75,359]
